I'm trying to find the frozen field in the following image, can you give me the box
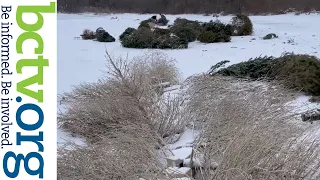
[57,13,320,145]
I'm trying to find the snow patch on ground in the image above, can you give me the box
[57,129,86,147]
[288,95,320,114]
[169,129,199,150]
[165,128,200,166]
[171,147,193,160]
[287,95,320,141]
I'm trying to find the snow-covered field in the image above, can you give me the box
[57,13,320,146]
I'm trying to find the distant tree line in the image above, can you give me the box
[58,0,320,14]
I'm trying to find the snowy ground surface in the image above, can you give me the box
[57,13,320,148]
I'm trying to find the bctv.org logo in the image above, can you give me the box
[1,2,55,179]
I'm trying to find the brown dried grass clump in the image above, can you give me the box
[57,134,168,180]
[58,51,188,180]
[81,29,96,40]
[58,51,182,143]
[185,75,320,179]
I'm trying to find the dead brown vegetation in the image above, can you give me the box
[58,136,166,180]
[58,0,320,14]
[58,52,320,179]
[184,75,320,179]
[58,51,189,179]
[58,51,183,143]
